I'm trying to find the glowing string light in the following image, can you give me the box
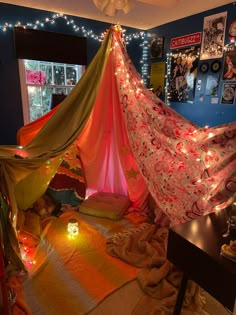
[0,13,149,84]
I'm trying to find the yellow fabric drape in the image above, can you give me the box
[13,27,113,212]
[0,27,115,276]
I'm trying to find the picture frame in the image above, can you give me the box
[200,11,227,60]
[150,37,164,59]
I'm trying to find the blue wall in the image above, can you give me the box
[0,3,143,144]
[148,2,236,127]
[0,3,236,145]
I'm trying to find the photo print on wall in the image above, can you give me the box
[221,83,236,104]
[150,37,164,59]
[150,61,166,100]
[222,45,236,80]
[200,11,227,60]
[169,46,200,102]
[206,74,219,96]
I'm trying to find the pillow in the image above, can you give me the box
[33,194,61,220]
[79,192,131,220]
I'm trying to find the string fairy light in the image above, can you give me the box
[140,35,150,86]
[0,13,150,83]
[165,52,172,105]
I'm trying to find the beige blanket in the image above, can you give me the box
[106,223,209,315]
[22,211,140,315]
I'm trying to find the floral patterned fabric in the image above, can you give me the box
[111,31,236,226]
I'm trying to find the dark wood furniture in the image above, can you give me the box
[167,209,236,315]
[0,245,11,315]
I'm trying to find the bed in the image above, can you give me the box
[15,191,210,315]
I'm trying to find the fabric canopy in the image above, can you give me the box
[1,25,236,276]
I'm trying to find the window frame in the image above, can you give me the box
[18,59,85,125]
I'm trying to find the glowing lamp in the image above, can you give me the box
[67,218,79,239]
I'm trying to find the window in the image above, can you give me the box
[19,59,85,124]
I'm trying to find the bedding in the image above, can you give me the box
[46,143,86,206]
[17,210,41,248]
[106,223,208,315]
[22,211,141,315]
[16,194,61,248]
[20,208,210,315]
[79,192,131,220]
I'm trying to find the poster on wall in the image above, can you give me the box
[26,70,46,85]
[169,46,200,102]
[206,74,219,96]
[150,62,165,100]
[222,45,236,80]
[221,83,236,104]
[150,37,164,59]
[200,11,227,60]
[170,32,201,50]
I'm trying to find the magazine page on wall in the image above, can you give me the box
[222,45,236,81]
[200,11,227,60]
[169,46,200,102]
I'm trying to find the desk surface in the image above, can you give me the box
[167,209,236,311]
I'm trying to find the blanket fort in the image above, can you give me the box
[0,25,236,276]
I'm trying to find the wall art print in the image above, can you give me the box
[150,61,165,100]
[150,37,164,59]
[200,11,227,60]
[169,46,200,102]
[221,83,236,104]
[206,74,219,96]
[26,70,46,85]
[222,45,236,81]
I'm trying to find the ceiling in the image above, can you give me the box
[0,0,234,29]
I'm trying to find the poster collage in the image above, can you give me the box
[150,11,236,105]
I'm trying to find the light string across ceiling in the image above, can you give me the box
[0,12,149,85]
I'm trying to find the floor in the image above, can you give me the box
[86,280,232,315]
[204,292,233,315]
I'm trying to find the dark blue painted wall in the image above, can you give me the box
[1,3,236,145]
[0,3,143,144]
[148,2,236,127]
